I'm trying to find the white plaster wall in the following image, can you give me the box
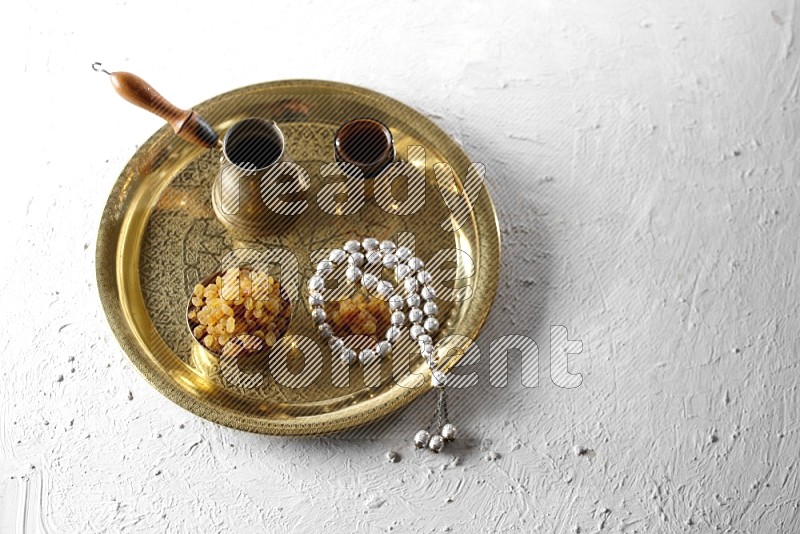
[2,0,799,532]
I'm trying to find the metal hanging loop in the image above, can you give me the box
[92,62,111,75]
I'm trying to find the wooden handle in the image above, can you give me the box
[108,71,219,149]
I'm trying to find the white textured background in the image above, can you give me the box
[2,0,800,532]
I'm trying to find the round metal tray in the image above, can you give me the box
[96,80,501,435]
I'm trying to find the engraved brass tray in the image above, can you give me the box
[96,80,501,435]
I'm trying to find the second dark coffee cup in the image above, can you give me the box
[334,118,395,178]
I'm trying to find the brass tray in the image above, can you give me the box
[96,80,501,435]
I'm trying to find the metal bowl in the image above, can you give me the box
[96,79,501,435]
